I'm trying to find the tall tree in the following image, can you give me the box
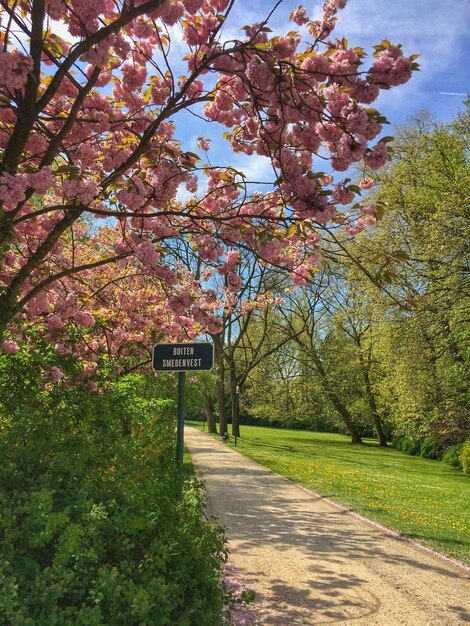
[0,0,417,354]
[281,275,364,444]
[345,106,470,449]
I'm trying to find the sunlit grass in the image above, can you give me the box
[188,422,470,565]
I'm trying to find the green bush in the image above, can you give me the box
[460,441,470,475]
[0,354,226,625]
[418,439,438,460]
[392,436,421,456]
[441,444,463,469]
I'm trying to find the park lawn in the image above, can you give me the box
[188,422,470,565]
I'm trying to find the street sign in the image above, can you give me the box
[152,342,214,372]
[152,342,214,467]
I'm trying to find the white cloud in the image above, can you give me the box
[232,152,274,185]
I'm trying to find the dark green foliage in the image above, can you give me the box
[392,436,421,456]
[391,402,470,467]
[441,444,464,470]
[0,351,226,625]
[460,441,470,475]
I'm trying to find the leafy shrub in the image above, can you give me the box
[441,444,463,469]
[418,439,439,460]
[425,403,470,456]
[392,436,421,456]
[0,354,226,625]
[460,441,470,475]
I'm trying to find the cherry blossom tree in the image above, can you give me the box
[0,0,418,353]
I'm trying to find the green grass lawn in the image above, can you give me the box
[188,422,470,565]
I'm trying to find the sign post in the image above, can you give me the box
[176,372,186,465]
[152,342,214,464]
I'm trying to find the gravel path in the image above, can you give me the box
[184,427,470,625]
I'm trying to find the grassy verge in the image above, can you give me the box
[188,422,470,565]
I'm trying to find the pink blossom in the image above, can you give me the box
[26,133,48,156]
[245,60,274,90]
[371,46,412,87]
[0,172,28,211]
[135,241,160,268]
[273,35,301,59]
[28,167,54,195]
[168,293,192,315]
[50,366,63,383]
[363,142,388,170]
[151,78,172,105]
[359,177,374,190]
[63,177,99,204]
[330,156,349,171]
[0,50,33,91]
[227,271,241,292]
[54,343,71,355]
[316,122,343,143]
[197,235,224,261]
[74,311,95,327]
[5,251,16,266]
[47,315,65,331]
[360,202,377,215]
[122,62,147,91]
[217,250,240,274]
[333,183,355,205]
[183,0,204,13]
[84,362,97,376]
[361,214,377,226]
[45,0,66,20]
[197,137,211,151]
[291,264,309,286]
[2,340,19,354]
[185,176,198,193]
[290,5,309,25]
[350,79,380,104]
[258,238,283,262]
[25,292,50,316]
[300,55,331,83]
[205,316,223,335]
[321,174,334,186]
[152,0,185,25]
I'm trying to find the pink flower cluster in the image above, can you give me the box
[290,5,309,26]
[217,250,240,274]
[0,173,28,211]
[122,62,147,91]
[0,50,33,91]
[371,46,413,87]
[63,177,99,204]
[135,241,160,268]
[363,142,389,170]
[333,183,355,205]
[50,366,63,383]
[2,340,19,355]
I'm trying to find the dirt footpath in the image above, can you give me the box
[184,427,470,626]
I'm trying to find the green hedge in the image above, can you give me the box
[0,354,226,625]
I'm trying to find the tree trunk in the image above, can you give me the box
[228,357,240,438]
[311,351,363,444]
[359,355,388,446]
[204,396,218,434]
[213,333,228,436]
